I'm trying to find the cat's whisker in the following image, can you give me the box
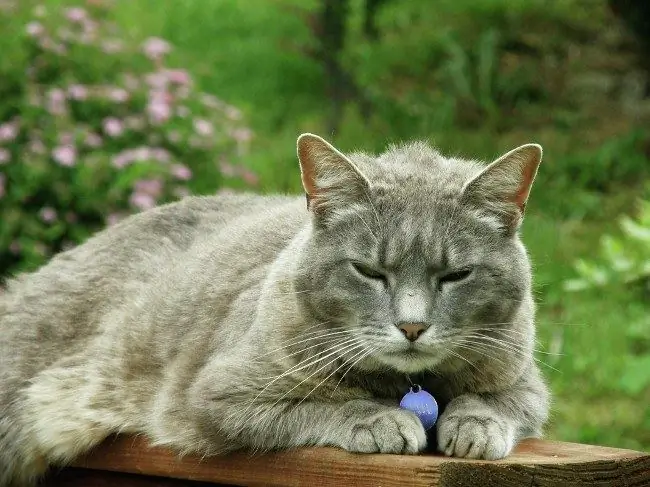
[443,346,480,371]
[455,336,562,373]
[252,335,360,371]
[296,344,372,406]
[255,341,366,423]
[452,340,510,364]
[361,187,382,229]
[355,213,379,244]
[460,334,530,356]
[254,327,350,357]
[331,347,375,396]
[248,336,362,406]
[463,331,563,356]
[272,289,314,296]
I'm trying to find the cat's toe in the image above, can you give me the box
[348,408,427,454]
[436,414,515,460]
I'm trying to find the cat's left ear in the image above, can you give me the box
[461,143,542,233]
[297,133,371,222]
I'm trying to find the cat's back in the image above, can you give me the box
[0,193,304,387]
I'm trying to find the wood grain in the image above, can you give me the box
[46,435,650,487]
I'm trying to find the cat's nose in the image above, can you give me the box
[397,322,428,342]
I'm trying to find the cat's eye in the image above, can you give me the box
[352,262,386,281]
[438,268,472,285]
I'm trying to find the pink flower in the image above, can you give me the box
[28,139,46,155]
[112,150,133,168]
[103,117,124,137]
[57,28,74,42]
[193,119,213,137]
[123,73,139,90]
[145,72,168,90]
[0,148,10,164]
[130,192,156,210]
[65,7,87,22]
[200,94,222,109]
[79,20,97,44]
[167,69,191,85]
[84,132,102,148]
[176,86,190,100]
[39,206,57,223]
[102,39,123,54]
[108,88,129,103]
[225,105,243,121]
[0,121,18,142]
[26,21,44,37]
[170,164,192,181]
[106,213,123,226]
[152,147,171,162]
[147,95,171,124]
[68,84,88,100]
[46,89,66,116]
[142,37,171,60]
[167,130,181,143]
[52,145,76,166]
[133,147,151,161]
[219,161,236,177]
[59,132,74,145]
[240,168,259,186]
[231,127,253,143]
[125,116,145,131]
[134,179,163,196]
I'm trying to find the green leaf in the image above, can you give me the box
[618,355,650,396]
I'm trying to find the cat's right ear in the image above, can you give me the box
[460,143,542,234]
[297,133,371,222]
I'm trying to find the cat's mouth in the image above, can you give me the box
[375,345,445,373]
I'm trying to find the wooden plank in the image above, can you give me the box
[45,468,230,487]
[63,435,650,487]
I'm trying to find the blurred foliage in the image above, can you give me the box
[566,198,650,291]
[565,197,650,402]
[0,0,255,275]
[0,0,649,451]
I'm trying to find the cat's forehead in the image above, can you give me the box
[340,142,494,265]
[350,141,483,197]
[374,198,481,269]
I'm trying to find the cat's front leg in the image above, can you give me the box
[436,364,549,460]
[187,364,427,454]
[210,397,427,454]
[332,400,427,453]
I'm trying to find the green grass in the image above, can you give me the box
[43,0,650,450]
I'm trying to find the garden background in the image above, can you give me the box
[1,0,648,451]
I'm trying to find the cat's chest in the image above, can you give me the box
[347,371,454,407]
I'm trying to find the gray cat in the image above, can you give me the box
[0,134,549,486]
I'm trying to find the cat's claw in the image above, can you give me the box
[436,412,516,460]
[346,408,427,454]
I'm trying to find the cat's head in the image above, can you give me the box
[294,133,542,374]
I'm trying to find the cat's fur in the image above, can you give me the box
[0,134,549,485]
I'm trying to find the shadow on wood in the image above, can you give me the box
[42,435,649,487]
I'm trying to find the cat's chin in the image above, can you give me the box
[374,349,445,374]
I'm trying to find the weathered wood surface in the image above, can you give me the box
[43,435,650,487]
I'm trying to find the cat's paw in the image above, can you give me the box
[346,408,427,454]
[436,396,516,460]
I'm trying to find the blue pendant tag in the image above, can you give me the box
[399,385,438,430]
